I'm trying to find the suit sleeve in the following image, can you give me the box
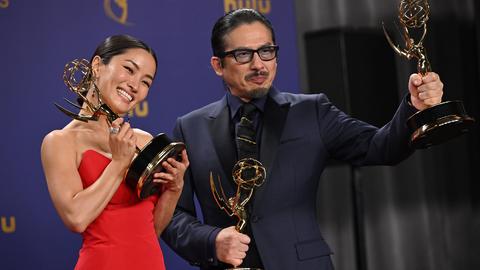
[161,117,221,267]
[317,93,417,166]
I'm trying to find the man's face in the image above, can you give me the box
[211,22,277,102]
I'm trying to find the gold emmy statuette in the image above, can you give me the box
[383,0,475,148]
[56,59,185,199]
[210,158,266,270]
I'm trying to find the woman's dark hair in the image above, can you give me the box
[77,34,157,105]
[90,34,157,68]
[211,8,276,57]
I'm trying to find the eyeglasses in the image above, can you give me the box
[219,45,279,64]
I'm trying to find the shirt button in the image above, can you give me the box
[251,215,259,223]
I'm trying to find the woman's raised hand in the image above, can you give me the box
[108,118,137,168]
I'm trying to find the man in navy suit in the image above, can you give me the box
[162,8,444,270]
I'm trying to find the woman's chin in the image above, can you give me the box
[108,101,133,116]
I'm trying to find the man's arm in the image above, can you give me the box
[161,117,221,267]
[317,72,443,166]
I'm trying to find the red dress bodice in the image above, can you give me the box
[74,150,165,270]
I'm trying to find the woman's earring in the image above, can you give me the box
[91,71,99,97]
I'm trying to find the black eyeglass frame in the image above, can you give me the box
[218,45,279,64]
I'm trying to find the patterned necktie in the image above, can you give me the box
[234,103,264,268]
[236,103,258,160]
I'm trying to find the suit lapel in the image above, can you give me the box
[208,98,237,192]
[254,91,290,211]
[208,90,291,212]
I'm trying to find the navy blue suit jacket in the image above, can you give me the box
[162,88,416,269]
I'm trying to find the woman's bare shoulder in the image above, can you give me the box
[42,128,76,148]
[40,127,81,170]
[133,128,153,148]
[44,120,89,144]
[41,122,91,156]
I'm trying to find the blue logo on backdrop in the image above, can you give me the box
[104,0,131,25]
[128,101,149,118]
[0,0,9,9]
[224,0,271,14]
[1,216,16,234]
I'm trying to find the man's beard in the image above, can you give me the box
[244,70,270,99]
[246,87,269,99]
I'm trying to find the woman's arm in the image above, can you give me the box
[41,119,136,233]
[151,148,189,237]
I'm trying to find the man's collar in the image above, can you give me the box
[226,90,268,120]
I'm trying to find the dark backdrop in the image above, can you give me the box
[296,0,479,269]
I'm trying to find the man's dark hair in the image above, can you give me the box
[211,8,276,57]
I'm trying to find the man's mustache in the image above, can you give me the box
[245,70,269,80]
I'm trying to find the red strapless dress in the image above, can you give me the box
[75,150,166,270]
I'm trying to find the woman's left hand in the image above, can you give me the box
[153,149,189,193]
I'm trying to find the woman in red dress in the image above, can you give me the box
[40,35,189,270]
